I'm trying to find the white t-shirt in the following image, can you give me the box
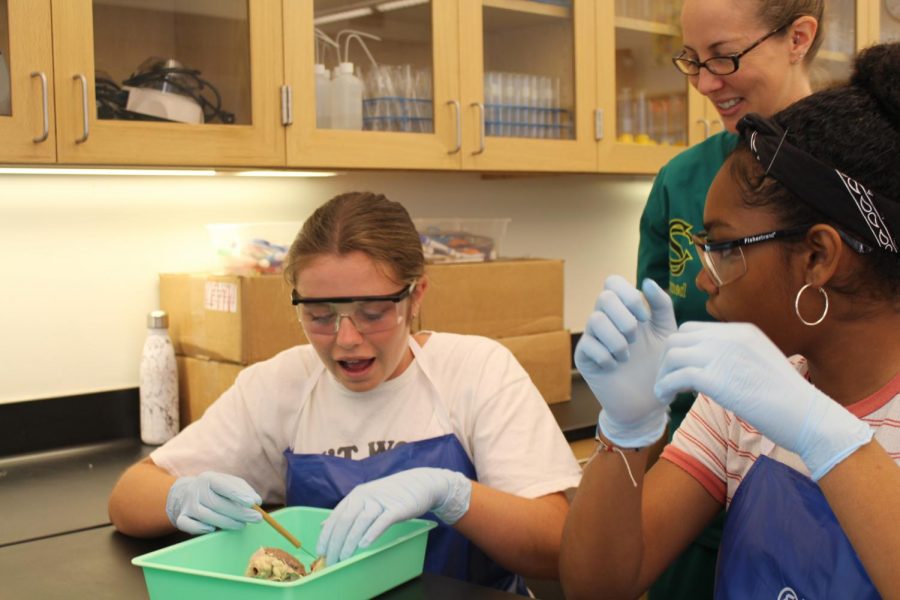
[662,356,900,507]
[152,332,582,504]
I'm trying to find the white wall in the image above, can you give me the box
[0,171,652,404]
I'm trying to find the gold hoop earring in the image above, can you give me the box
[794,283,828,326]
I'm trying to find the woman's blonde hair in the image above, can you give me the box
[755,0,825,64]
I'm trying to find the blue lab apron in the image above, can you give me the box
[282,338,528,595]
[715,455,879,599]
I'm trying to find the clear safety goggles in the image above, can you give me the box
[692,226,809,287]
[290,282,416,335]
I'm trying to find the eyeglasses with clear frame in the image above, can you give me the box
[672,22,791,76]
[692,226,809,287]
[291,282,416,336]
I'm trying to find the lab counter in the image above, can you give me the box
[0,439,152,547]
[0,525,519,599]
[0,438,518,598]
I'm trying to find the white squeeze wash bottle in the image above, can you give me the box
[330,61,363,130]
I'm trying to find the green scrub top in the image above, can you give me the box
[637,131,738,433]
[636,131,737,600]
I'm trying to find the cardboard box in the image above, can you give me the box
[160,273,307,365]
[499,329,572,404]
[419,259,564,338]
[173,331,570,428]
[176,355,245,426]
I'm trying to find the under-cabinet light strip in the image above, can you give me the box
[0,168,339,178]
[0,167,216,176]
[235,171,338,178]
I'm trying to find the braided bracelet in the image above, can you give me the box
[590,435,640,487]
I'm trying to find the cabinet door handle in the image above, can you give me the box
[30,71,49,143]
[73,74,89,144]
[446,100,461,154]
[280,85,293,126]
[470,102,485,155]
[696,118,710,140]
[594,108,604,141]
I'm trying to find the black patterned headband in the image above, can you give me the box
[737,113,899,254]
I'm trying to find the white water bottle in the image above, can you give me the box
[330,62,363,130]
[315,63,332,129]
[139,310,179,445]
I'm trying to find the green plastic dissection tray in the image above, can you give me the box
[132,506,436,600]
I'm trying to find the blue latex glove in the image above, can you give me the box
[317,467,471,566]
[165,471,262,535]
[574,276,676,447]
[654,322,874,480]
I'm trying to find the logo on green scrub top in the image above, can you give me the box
[668,218,695,278]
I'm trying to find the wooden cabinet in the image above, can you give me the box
[1,0,283,167]
[0,1,889,172]
[0,0,57,163]
[286,0,597,173]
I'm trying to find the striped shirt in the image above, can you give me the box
[662,356,900,507]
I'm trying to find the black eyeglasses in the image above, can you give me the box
[672,22,790,76]
[290,283,416,335]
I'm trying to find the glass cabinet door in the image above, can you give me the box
[599,0,689,172]
[811,0,858,89]
[51,0,284,166]
[460,0,597,172]
[0,0,56,163]
[90,1,252,127]
[881,0,900,42]
[285,0,461,170]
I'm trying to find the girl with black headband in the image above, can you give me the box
[636,2,822,597]
[562,43,900,599]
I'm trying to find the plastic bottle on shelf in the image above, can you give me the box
[315,63,332,129]
[330,61,363,130]
[139,310,179,445]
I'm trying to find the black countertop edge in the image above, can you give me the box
[0,437,142,468]
[0,523,111,550]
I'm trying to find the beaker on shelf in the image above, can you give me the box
[617,87,635,143]
[634,89,652,144]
